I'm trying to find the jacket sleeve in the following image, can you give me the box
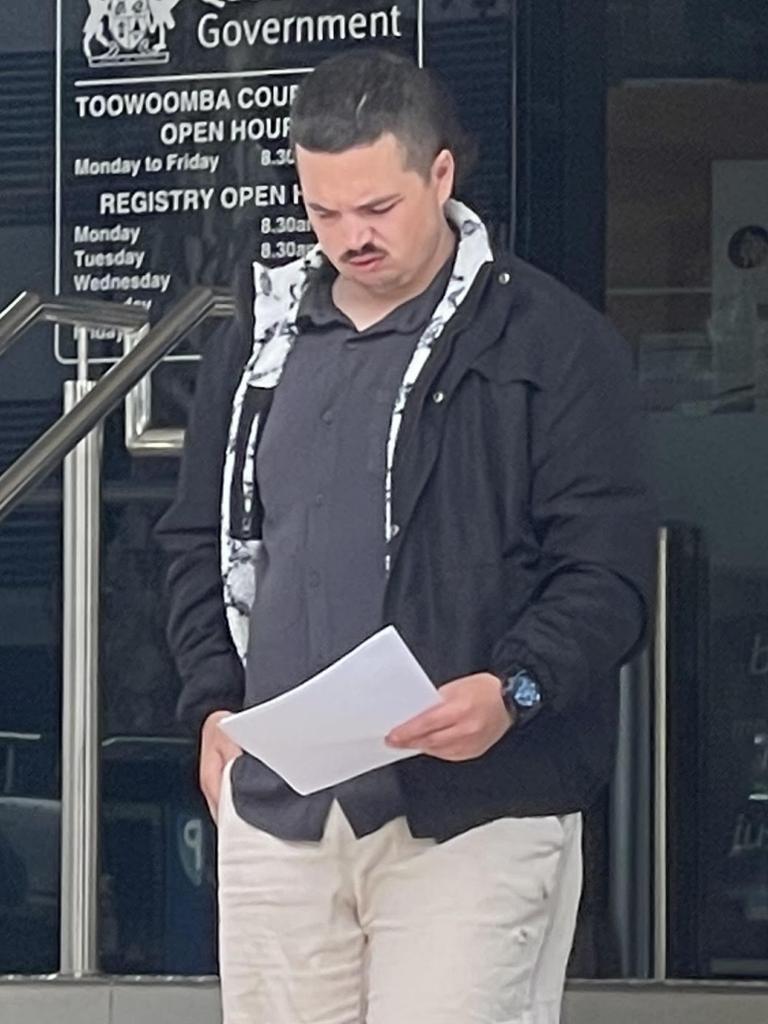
[488,307,657,714]
[155,311,253,737]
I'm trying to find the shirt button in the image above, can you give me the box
[309,571,321,588]
[390,523,401,539]
[346,341,359,351]
[322,410,333,425]
[498,271,511,285]
[432,390,445,404]
[314,493,324,507]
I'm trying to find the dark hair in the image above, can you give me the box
[290,50,477,189]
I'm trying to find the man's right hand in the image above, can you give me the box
[199,710,242,823]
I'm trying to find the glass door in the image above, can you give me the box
[605,0,768,978]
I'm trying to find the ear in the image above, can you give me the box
[432,149,455,204]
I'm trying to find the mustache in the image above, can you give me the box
[342,245,384,262]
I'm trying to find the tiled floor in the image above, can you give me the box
[1,980,767,1024]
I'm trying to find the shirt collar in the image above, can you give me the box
[296,238,457,340]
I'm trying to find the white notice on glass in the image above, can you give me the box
[219,626,441,795]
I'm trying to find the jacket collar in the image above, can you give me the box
[243,199,494,389]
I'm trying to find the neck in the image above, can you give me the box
[332,215,456,326]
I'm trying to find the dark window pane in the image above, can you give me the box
[606,1,768,979]
[99,497,217,975]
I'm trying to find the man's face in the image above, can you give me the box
[295,133,454,295]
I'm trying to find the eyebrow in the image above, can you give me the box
[306,193,402,214]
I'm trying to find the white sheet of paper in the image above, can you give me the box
[219,626,441,795]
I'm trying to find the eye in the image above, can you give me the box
[369,205,395,216]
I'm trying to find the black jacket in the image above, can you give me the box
[156,253,657,840]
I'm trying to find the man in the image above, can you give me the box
[157,49,656,1024]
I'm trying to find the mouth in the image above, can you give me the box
[348,253,384,271]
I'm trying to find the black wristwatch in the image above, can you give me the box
[500,669,543,727]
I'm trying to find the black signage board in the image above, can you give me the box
[56,0,515,367]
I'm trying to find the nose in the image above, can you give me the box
[340,216,375,256]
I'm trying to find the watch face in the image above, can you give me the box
[512,673,542,709]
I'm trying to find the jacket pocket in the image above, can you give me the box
[470,341,545,389]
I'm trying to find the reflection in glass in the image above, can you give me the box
[0,490,61,972]
[99,496,217,975]
[606,8,768,976]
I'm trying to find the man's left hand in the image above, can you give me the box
[386,673,515,762]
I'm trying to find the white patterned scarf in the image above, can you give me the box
[221,199,493,660]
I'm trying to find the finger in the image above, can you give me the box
[200,780,218,824]
[201,768,219,796]
[428,748,475,762]
[206,794,218,825]
[387,704,459,746]
[419,729,485,762]
[200,764,224,823]
[211,771,222,809]
[389,709,481,748]
[413,725,469,751]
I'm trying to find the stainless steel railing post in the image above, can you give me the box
[60,376,103,976]
[609,527,671,980]
[653,526,669,980]
[610,649,654,978]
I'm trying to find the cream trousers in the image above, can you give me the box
[218,762,582,1024]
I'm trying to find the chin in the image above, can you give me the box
[369,274,405,294]
[351,266,398,288]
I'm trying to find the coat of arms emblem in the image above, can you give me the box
[82,0,183,67]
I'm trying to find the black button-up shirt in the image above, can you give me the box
[231,253,454,840]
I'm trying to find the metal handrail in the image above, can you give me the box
[0,283,236,977]
[0,285,235,524]
[0,291,149,360]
